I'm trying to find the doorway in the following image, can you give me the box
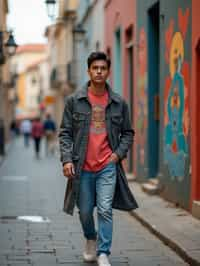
[125,25,134,173]
[114,28,122,95]
[196,40,200,200]
[147,1,160,178]
[127,45,134,172]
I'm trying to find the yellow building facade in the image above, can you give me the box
[11,44,47,119]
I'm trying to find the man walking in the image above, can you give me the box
[59,52,138,266]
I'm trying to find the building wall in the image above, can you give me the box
[92,0,104,52]
[11,47,47,119]
[76,0,105,89]
[0,0,13,141]
[16,73,26,117]
[77,9,93,88]
[26,68,40,113]
[39,59,55,116]
[46,0,79,126]
[76,0,93,89]
[11,52,46,74]
[104,0,136,96]
[0,0,8,28]
[191,0,200,205]
[77,0,91,24]
[59,0,78,17]
[137,0,191,209]
[104,0,136,173]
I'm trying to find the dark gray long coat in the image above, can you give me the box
[59,82,138,215]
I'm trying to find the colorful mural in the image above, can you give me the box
[164,8,190,181]
[136,28,148,166]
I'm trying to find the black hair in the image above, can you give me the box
[87,52,111,69]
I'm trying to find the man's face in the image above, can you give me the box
[87,60,110,85]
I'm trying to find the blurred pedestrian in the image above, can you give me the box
[59,52,138,266]
[10,119,17,138]
[43,113,56,155]
[31,117,44,159]
[20,119,32,147]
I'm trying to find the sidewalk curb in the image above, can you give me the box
[130,210,200,266]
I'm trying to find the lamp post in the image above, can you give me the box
[5,32,18,56]
[45,0,56,21]
[0,30,17,155]
[73,24,86,43]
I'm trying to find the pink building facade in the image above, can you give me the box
[191,0,200,217]
[104,0,137,174]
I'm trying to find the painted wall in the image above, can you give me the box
[161,0,191,209]
[191,0,200,205]
[104,0,136,97]
[104,0,137,173]
[136,0,159,180]
[137,0,191,209]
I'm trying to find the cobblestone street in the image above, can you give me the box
[0,138,188,266]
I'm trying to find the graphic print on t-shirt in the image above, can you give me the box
[90,104,106,134]
[83,88,112,171]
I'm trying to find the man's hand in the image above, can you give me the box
[63,162,75,179]
[109,153,119,163]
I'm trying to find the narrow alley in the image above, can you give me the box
[1,0,200,265]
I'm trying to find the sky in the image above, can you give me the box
[7,0,54,45]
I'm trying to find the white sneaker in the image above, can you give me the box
[83,239,96,262]
[97,253,111,266]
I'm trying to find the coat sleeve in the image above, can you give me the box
[59,96,74,165]
[114,100,135,160]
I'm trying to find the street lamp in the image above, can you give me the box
[5,32,18,56]
[73,23,86,42]
[45,0,56,20]
[0,31,18,65]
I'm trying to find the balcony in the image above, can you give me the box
[50,65,67,88]
[50,62,76,89]
[67,60,76,87]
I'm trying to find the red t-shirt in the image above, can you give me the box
[83,89,112,171]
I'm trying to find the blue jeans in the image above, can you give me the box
[77,162,117,256]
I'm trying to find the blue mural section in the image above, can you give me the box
[164,69,188,179]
